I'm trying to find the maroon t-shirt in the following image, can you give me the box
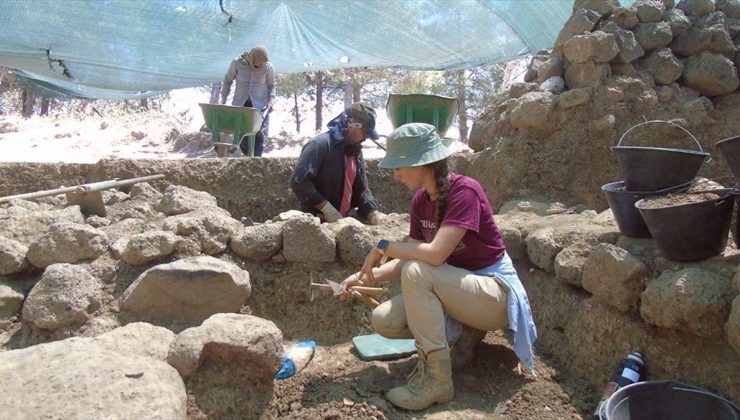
[409,173,506,271]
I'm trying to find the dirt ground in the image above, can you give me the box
[258,332,587,420]
[171,260,594,419]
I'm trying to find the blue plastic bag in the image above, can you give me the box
[276,340,316,380]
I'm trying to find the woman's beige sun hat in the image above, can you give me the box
[379,123,451,169]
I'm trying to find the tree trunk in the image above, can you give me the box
[455,69,468,143]
[293,93,301,133]
[352,71,361,103]
[40,98,51,116]
[210,82,222,104]
[22,88,35,118]
[315,71,324,131]
[343,68,354,107]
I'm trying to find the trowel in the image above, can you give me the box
[324,279,382,308]
[308,273,383,308]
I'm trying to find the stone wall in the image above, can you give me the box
[468,0,740,210]
[495,205,740,403]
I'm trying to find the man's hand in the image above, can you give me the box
[367,210,387,225]
[319,202,342,223]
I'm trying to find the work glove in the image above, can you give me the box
[320,202,343,223]
[367,210,387,225]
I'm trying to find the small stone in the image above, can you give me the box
[343,398,355,407]
[290,402,302,411]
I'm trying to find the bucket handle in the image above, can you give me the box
[616,120,711,163]
[669,384,740,412]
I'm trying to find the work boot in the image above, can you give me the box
[450,325,486,368]
[386,348,454,411]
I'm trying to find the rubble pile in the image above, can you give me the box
[464,0,739,215]
[471,0,739,152]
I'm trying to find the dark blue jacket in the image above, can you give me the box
[290,132,378,217]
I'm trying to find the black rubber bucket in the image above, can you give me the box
[602,381,740,420]
[635,189,735,261]
[612,121,710,191]
[715,136,740,186]
[601,181,692,238]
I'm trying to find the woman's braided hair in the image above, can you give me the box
[428,158,450,228]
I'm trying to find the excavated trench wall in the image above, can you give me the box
[1,158,738,405]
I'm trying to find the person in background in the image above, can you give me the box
[339,123,537,410]
[220,45,275,157]
[289,102,386,225]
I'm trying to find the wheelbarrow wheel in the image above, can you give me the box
[214,144,234,157]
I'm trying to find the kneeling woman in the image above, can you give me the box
[340,123,537,411]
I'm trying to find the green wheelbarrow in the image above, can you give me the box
[198,103,265,157]
[386,93,459,145]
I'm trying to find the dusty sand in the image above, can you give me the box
[0,89,472,163]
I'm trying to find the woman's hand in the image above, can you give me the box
[338,273,363,301]
[359,247,383,285]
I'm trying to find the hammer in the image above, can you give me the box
[308,274,384,307]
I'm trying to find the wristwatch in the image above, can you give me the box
[376,239,389,255]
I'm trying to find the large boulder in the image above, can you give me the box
[0,236,28,275]
[0,206,85,246]
[536,56,564,82]
[120,230,179,266]
[634,0,666,23]
[0,282,24,320]
[611,6,639,29]
[121,256,251,324]
[663,8,692,36]
[162,207,243,255]
[335,222,408,267]
[602,21,645,63]
[641,267,734,336]
[676,0,715,17]
[167,313,283,419]
[100,218,159,242]
[555,9,602,50]
[229,223,283,262]
[563,31,620,63]
[558,87,593,107]
[581,243,649,312]
[26,222,109,268]
[89,322,176,361]
[634,21,674,50]
[282,216,336,263]
[0,339,186,419]
[554,244,592,286]
[681,51,740,96]
[156,185,218,215]
[509,91,555,129]
[167,313,283,379]
[129,181,163,204]
[565,61,611,88]
[639,48,684,85]
[526,227,562,272]
[573,0,620,15]
[717,0,740,18]
[671,12,736,57]
[22,263,103,330]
